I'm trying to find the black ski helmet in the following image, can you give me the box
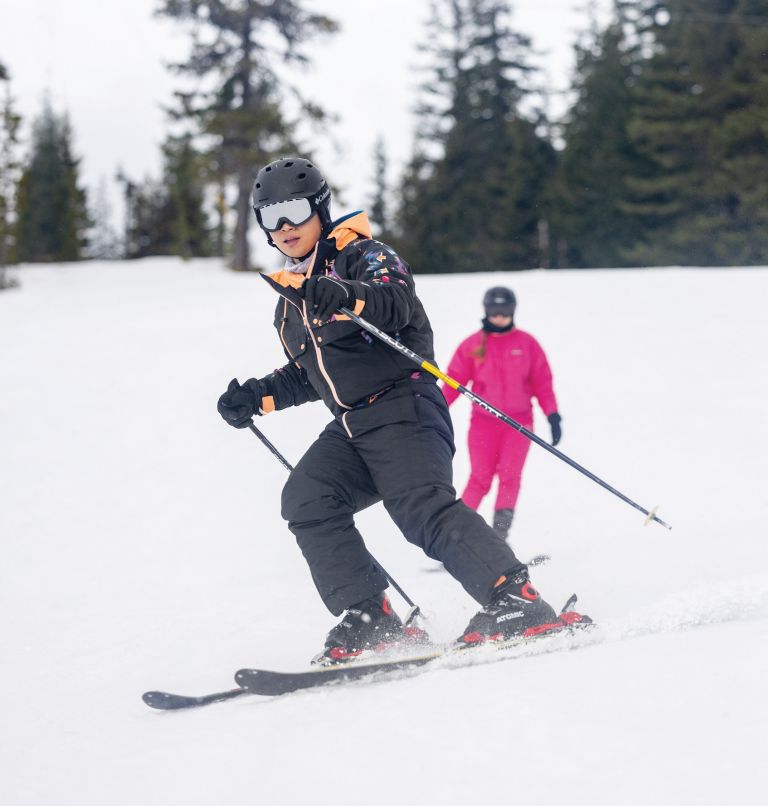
[483,286,517,317]
[252,156,332,232]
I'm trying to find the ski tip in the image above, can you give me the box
[234,669,255,687]
[142,691,175,709]
[143,686,249,710]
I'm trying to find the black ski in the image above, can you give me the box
[143,595,591,709]
[142,686,250,710]
[141,654,443,711]
[236,595,591,697]
[235,624,591,697]
[235,650,442,696]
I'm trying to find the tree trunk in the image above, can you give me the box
[537,219,550,269]
[215,184,226,257]
[231,168,252,271]
[231,14,254,272]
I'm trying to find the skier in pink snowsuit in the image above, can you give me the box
[441,287,561,541]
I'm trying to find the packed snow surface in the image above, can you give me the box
[1,258,767,805]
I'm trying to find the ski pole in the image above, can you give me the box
[259,273,670,530]
[247,422,423,620]
[335,307,672,531]
[248,421,293,473]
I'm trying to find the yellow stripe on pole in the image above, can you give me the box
[421,361,460,389]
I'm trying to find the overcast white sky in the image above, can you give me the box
[0,0,610,259]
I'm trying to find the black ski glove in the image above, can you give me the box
[217,378,267,428]
[303,275,355,324]
[548,412,562,446]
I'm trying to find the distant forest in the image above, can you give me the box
[2,0,768,275]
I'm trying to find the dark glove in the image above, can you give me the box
[548,412,562,446]
[303,275,354,324]
[217,378,265,428]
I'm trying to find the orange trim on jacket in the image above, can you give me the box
[329,212,372,250]
[265,269,308,290]
[263,214,372,289]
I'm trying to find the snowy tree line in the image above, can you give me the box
[1,0,768,277]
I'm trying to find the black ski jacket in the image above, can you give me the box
[260,211,436,437]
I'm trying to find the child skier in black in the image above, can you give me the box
[217,156,572,663]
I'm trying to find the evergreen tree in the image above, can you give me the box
[718,0,768,263]
[368,136,391,238]
[556,8,644,267]
[162,133,212,258]
[0,61,22,287]
[620,0,768,265]
[156,0,338,271]
[15,101,89,263]
[397,0,554,273]
[392,0,464,262]
[118,135,211,259]
[124,178,170,259]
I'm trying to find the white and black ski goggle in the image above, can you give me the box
[256,198,315,232]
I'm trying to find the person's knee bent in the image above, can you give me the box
[281,465,356,528]
[281,467,314,524]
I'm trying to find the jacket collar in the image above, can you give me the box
[263,210,373,296]
[327,211,372,250]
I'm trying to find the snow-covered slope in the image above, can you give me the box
[1,258,766,805]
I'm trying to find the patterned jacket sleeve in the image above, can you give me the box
[260,362,321,411]
[342,240,416,331]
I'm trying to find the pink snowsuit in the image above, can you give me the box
[442,328,558,512]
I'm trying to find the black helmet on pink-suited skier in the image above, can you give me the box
[252,156,332,235]
[483,286,517,318]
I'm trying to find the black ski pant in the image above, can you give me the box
[281,382,525,616]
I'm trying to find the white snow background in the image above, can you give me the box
[1,259,767,805]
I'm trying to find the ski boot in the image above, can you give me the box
[457,569,564,648]
[313,592,428,665]
[492,508,515,541]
